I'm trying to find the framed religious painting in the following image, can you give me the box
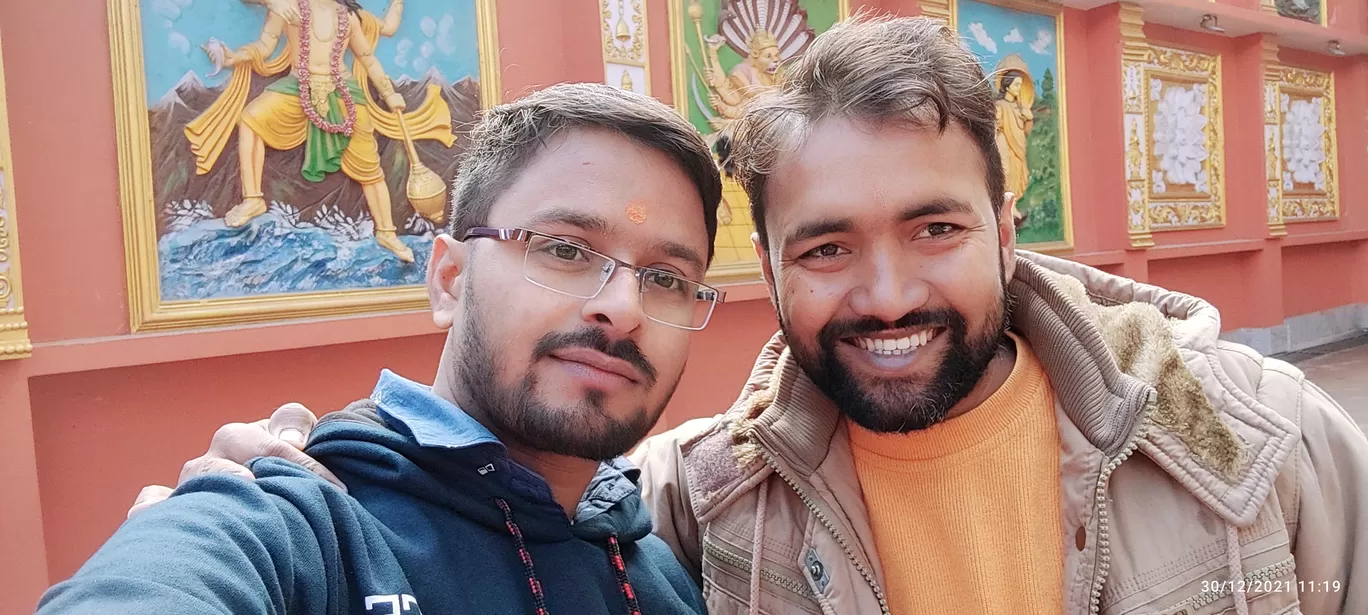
[952,0,1073,249]
[669,0,848,283]
[109,0,500,331]
[1265,0,1325,26]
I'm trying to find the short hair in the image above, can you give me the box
[728,14,1004,250]
[448,83,722,262]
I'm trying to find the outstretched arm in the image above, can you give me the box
[380,0,405,37]
[348,13,407,112]
[40,474,328,614]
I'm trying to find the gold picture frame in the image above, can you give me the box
[668,0,850,285]
[1264,61,1338,229]
[1129,44,1226,232]
[109,0,502,332]
[0,30,31,359]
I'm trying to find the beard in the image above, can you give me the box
[783,266,1010,433]
[457,288,670,461]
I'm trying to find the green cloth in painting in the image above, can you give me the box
[265,76,368,183]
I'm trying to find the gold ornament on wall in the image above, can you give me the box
[1264,57,1338,230]
[1119,2,1153,248]
[0,31,30,359]
[1142,45,1225,231]
[602,0,650,95]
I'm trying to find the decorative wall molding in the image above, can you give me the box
[1263,40,1286,236]
[1119,3,1153,248]
[602,0,650,95]
[1120,5,1226,244]
[0,32,31,360]
[1264,54,1339,231]
[1140,45,1225,232]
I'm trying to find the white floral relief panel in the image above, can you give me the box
[1149,79,1210,196]
[1143,46,1224,231]
[1273,66,1338,222]
[1281,94,1327,192]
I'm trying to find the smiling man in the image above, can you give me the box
[38,83,722,615]
[121,15,1367,615]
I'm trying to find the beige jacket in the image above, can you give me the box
[631,252,1368,615]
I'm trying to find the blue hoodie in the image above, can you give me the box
[39,371,704,615]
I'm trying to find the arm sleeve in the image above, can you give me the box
[1285,377,1368,615]
[37,474,328,615]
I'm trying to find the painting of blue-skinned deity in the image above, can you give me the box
[957,0,1071,247]
[113,0,496,329]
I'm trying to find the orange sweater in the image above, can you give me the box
[849,333,1063,614]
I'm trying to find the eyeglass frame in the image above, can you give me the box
[461,226,726,330]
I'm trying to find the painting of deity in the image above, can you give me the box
[670,0,847,282]
[956,0,1071,248]
[110,0,499,330]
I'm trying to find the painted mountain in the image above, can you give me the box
[149,68,479,238]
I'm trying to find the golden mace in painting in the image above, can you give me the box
[110,0,499,331]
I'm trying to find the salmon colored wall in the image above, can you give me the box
[1149,252,1264,330]
[2,0,1367,612]
[1281,244,1357,317]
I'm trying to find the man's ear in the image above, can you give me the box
[752,232,781,315]
[427,234,468,330]
[999,192,1019,283]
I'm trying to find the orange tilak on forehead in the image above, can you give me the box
[625,200,648,224]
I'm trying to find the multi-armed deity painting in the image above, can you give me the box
[671,0,847,282]
[111,0,498,330]
[671,0,1071,282]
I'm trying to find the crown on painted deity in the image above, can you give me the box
[748,29,779,51]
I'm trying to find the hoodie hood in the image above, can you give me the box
[307,370,653,544]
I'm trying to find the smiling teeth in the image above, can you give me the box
[854,330,937,355]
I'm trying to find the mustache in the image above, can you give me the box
[532,327,659,387]
[819,308,968,342]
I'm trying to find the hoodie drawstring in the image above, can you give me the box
[748,480,769,615]
[1225,523,1250,615]
[496,497,642,615]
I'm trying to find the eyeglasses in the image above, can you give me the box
[462,227,726,330]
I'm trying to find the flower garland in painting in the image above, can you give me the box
[297,0,357,136]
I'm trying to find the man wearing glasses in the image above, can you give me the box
[37,83,721,615]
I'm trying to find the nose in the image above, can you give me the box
[581,265,646,334]
[847,244,930,323]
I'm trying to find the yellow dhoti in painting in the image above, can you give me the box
[241,79,383,185]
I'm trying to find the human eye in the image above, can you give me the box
[798,243,849,260]
[914,222,964,239]
[535,238,590,262]
[644,270,689,295]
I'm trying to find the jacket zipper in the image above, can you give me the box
[756,446,891,615]
[1177,557,1297,611]
[1088,391,1156,615]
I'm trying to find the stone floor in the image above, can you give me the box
[1285,335,1368,430]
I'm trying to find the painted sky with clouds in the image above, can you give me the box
[141,0,479,105]
[957,0,1059,96]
